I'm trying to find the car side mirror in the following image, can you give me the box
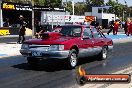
[82,36,90,39]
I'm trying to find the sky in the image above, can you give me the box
[63,0,132,6]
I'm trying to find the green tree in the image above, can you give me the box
[4,0,32,4]
[63,1,87,15]
[106,0,124,18]
[34,0,46,6]
[39,0,62,7]
[85,0,104,11]
[75,2,87,15]
[4,0,62,7]
[65,1,72,14]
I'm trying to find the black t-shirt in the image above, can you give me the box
[109,20,114,28]
[110,20,114,25]
[19,20,26,33]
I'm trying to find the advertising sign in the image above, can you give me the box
[44,15,85,23]
[73,16,85,22]
[33,6,65,11]
[2,2,65,12]
[2,3,15,10]
[44,15,65,23]
[0,28,10,35]
[85,16,95,22]
[2,2,32,11]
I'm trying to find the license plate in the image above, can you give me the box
[32,51,42,56]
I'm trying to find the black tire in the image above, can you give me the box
[67,49,78,69]
[78,76,87,85]
[27,57,39,67]
[76,76,87,85]
[97,46,108,60]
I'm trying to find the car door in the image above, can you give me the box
[91,27,104,55]
[78,27,94,58]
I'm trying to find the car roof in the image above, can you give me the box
[60,24,91,28]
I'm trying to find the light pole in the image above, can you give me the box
[72,0,74,24]
[122,0,127,21]
[51,10,54,29]
[72,0,74,16]
[0,1,3,27]
[31,0,35,38]
[123,9,125,21]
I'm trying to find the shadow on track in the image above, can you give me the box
[12,56,104,72]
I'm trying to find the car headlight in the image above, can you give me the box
[21,44,29,49]
[49,45,64,51]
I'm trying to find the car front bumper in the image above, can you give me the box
[108,45,113,52]
[20,49,70,59]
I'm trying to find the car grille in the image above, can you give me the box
[29,44,50,48]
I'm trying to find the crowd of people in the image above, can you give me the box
[107,17,132,36]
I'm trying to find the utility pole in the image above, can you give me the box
[72,0,74,24]
[0,1,3,27]
[51,10,54,29]
[72,0,74,16]
[123,9,125,21]
[124,0,128,20]
[31,0,35,38]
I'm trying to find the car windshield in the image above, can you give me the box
[54,26,82,37]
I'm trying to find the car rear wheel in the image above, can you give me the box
[67,49,78,69]
[27,57,39,67]
[97,46,108,60]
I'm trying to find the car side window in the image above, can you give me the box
[83,28,92,38]
[60,26,82,37]
[91,28,101,38]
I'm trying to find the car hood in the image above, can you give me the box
[25,36,76,45]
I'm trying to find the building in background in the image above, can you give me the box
[85,6,116,29]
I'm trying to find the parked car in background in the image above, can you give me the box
[20,25,113,69]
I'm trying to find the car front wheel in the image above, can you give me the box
[98,46,108,60]
[67,49,78,69]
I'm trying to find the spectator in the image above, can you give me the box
[3,18,9,27]
[107,18,115,35]
[35,20,42,38]
[127,18,132,36]
[17,15,27,44]
[121,21,125,29]
[124,21,128,34]
[114,20,120,35]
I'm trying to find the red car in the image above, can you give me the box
[20,25,113,68]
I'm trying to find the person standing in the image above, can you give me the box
[107,18,115,35]
[17,15,27,44]
[126,18,132,36]
[124,21,128,34]
[121,21,125,29]
[130,21,132,35]
[35,19,42,38]
[3,18,10,27]
[113,20,119,35]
